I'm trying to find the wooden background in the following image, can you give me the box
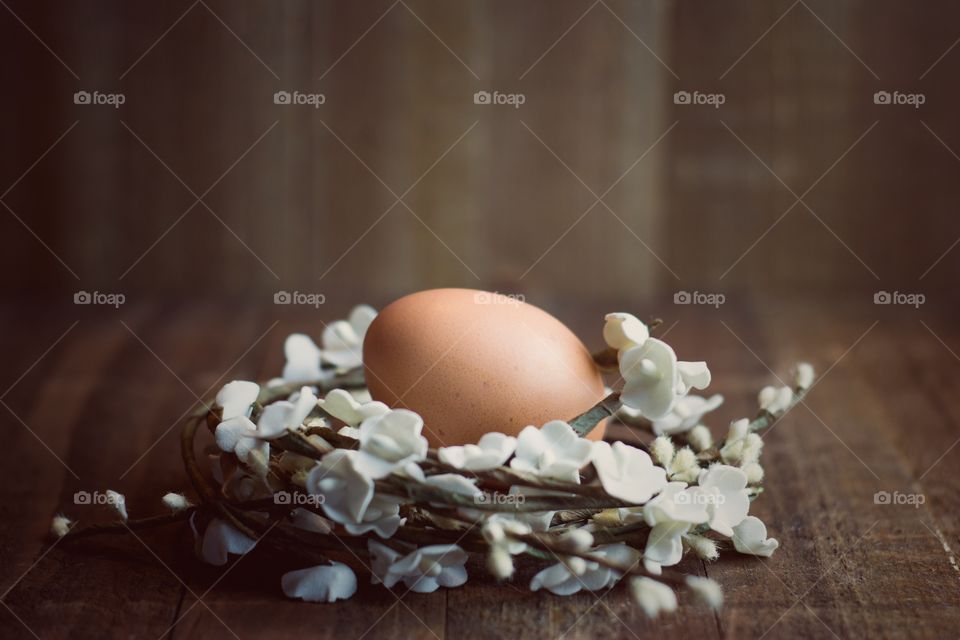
[3,1,960,638]
[4,0,960,302]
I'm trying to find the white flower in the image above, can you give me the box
[105,490,127,522]
[591,441,667,503]
[162,492,192,513]
[51,514,73,538]
[758,385,793,414]
[651,394,724,436]
[306,449,402,538]
[603,313,649,351]
[215,416,266,464]
[322,305,377,369]
[530,544,638,596]
[201,518,256,566]
[216,386,317,464]
[642,482,709,527]
[319,388,389,427]
[794,362,815,389]
[619,338,678,419]
[353,409,428,479]
[636,482,712,573]
[216,380,260,419]
[510,420,593,482]
[732,516,779,557]
[698,465,750,537]
[257,387,318,438]
[438,432,517,471]
[282,334,325,383]
[630,577,677,618]
[686,575,723,609]
[282,563,357,602]
[369,541,468,593]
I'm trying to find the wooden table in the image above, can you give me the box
[2,297,958,639]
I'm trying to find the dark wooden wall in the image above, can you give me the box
[3,0,958,305]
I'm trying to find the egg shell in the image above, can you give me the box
[363,288,606,447]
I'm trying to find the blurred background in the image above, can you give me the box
[4,0,958,307]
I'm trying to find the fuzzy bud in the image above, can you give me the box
[51,514,73,538]
[671,447,697,473]
[719,439,744,465]
[686,575,723,610]
[557,528,594,553]
[684,534,719,561]
[487,546,514,580]
[687,425,713,452]
[630,577,678,618]
[740,433,764,465]
[759,386,793,414]
[727,418,750,442]
[794,362,815,390]
[105,490,128,522]
[162,492,192,513]
[247,449,270,478]
[565,556,588,576]
[650,436,675,467]
[742,462,764,484]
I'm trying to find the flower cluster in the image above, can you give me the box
[55,307,811,618]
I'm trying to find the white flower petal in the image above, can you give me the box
[732,516,779,557]
[201,519,256,566]
[603,312,650,351]
[216,381,260,419]
[282,563,357,603]
[592,441,667,503]
[283,334,323,383]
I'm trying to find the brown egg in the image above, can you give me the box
[363,288,606,447]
